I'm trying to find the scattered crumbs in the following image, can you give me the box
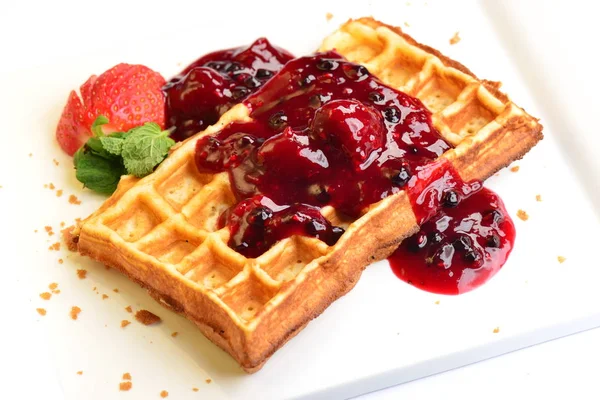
[69,194,82,205]
[493,327,500,334]
[34,229,38,233]
[102,294,109,300]
[40,292,52,300]
[76,371,83,375]
[192,387,199,392]
[517,209,529,221]
[113,288,119,293]
[434,300,440,305]
[48,242,61,251]
[449,32,461,45]
[325,12,333,21]
[92,286,97,291]
[49,283,58,290]
[53,158,59,166]
[404,21,410,27]
[43,184,48,189]
[53,289,61,295]
[536,194,542,202]
[119,382,132,391]
[36,308,47,316]
[77,269,87,279]
[49,183,55,190]
[121,320,131,328]
[160,390,169,398]
[60,221,66,227]
[58,258,64,264]
[135,310,162,326]
[45,226,54,236]
[558,256,566,264]
[171,332,179,338]
[122,373,132,381]
[56,189,64,197]
[70,306,81,320]
[510,165,520,172]
[205,379,212,384]
[125,306,133,313]
[28,153,33,157]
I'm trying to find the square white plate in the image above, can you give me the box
[2,0,599,398]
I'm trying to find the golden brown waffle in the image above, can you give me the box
[72,17,542,373]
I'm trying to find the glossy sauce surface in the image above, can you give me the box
[389,185,516,295]
[194,51,449,255]
[163,38,293,141]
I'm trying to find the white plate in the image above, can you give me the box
[2,0,599,399]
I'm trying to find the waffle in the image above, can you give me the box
[71,17,543,373]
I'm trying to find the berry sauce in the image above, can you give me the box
[194,51,451,256]
[163,38,294,141]
[220,195,344,258]
[389,184,516,295]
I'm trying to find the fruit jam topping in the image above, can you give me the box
[221,195,344,258]
[196,51,450,222]
[163,38,294,141]
[389,185,516,295]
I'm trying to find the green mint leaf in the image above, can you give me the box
[120,123,175,177]
[75,150,125,194]
[91,115,110,137]
[100,136,125,156]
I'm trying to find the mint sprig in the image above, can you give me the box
[74,116,175,195]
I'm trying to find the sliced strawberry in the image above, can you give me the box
[56,91,93,155]
[89,63,166,133]
[56,64,166,156]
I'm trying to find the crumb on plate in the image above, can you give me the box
[49,283,58,290]
[76,371,83,375]
[493,327,500,333]
[77,269,87,279]
[119,381,132,391]
[125,306,133,313]
[404,21,410,27]
[205,379,212,384]
[69,194,82,205]
[171,332,178,338]
[49,242,61,251]
[450,31,461,45]
[557,256,566,264]
[102,294,109,300]
[160,390,169,398]
[121,320,131,328]
[434,300,440,305]
[58,258,64,264]
[36,308,47,316]
[45,226,54,236]
[122,373,131,380]
[536,194,542,202]
[135,310,161,326]
[517,209,529,221]
[192,387,199,392]
[70,306,81,320]
[510,165,520,172]
[325,12,333,21]
[56,189,63,197]
[53,158,59,166]
[40,292,52,300]
[113,288,119,293]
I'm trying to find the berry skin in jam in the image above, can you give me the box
[389,185,516,295]
[221,195,344,258]
[163,38,294,141]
